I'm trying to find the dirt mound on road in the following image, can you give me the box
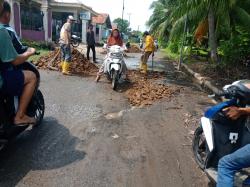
[125,71,179,106]
[36,49,178,106]
[127,44,141,53]
[36,48,98,76]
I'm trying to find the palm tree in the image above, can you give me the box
[147,0,177,42]
[148,0,250,62]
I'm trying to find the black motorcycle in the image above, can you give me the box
[71,35,81,48]
[0,62,45,150]
[193,80,250,185]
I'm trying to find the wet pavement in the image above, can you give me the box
[0,50,212,187]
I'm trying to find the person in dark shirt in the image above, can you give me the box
[86,24,96,63]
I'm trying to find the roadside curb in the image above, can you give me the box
[180,63,221,94]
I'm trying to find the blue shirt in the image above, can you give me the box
[0,23,18,89]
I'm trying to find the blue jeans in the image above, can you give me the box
[217,144,250,187]
[60,44,71,62]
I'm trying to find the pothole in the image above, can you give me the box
[105,107,136,120]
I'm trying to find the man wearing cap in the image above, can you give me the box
[59,15,75,75]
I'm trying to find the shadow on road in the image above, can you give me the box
[0,117,86,186]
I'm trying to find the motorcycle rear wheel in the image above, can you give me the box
[33,90,45,127]
[71,40,80,48]
[192,126,209,170]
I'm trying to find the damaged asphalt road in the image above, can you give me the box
[0,52,212,187]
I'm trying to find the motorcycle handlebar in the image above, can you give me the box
[208,90,226,98]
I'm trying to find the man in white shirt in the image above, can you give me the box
[59,15,75,75]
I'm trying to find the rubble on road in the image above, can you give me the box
[125,71,180,106]
[36,48,179,107]
[36,48,98,75]
[127,44,142,53]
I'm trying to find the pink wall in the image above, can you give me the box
[21,30,45,41]
[13,2,20,36]
[48,9,52,39]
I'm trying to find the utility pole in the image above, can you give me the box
[121,0,125,33]
[127,13,131,25]
[178,15,188,70]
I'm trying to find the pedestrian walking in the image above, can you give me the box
[140,31,155,74]
[86,24,96,63]
[59,15,75,75]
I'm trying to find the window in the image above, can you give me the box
[96,27,99,35]
[20,3,44,31]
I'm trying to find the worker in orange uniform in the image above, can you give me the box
[140,31,155,74]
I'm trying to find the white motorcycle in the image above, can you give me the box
[104,45,126,90]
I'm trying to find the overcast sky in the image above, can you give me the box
[83,0,154,31]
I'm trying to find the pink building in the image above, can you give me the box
[6,0,99,43]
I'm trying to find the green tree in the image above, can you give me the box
[113,18,130,34]
[148,0,250,62]
[147,0,176,43]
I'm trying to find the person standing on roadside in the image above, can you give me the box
[59,15,75,75]
[140,31,155,74]
[86,24,96,63]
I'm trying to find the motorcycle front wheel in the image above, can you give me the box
[112,70,119,90]
[192,126,209,170]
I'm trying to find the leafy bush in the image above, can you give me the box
[21,40,54,50]
[219,29,250,65]
[168,42,179,53]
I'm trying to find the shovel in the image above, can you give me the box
[151,53,154,72]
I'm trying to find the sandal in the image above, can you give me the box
[14,116,36,127]
[14,121,36,127]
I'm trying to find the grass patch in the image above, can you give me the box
[29,48,50,62]
[164,47,179,61]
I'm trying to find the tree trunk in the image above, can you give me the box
[208,7,218,63]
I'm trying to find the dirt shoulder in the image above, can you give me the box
[185,60,250,89]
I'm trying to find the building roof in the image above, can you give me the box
[92,14,112,28]
[50,0,98,16]
[112,23,118,30]
[53,0,84,3]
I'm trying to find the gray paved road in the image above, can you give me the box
[0,52,211,187]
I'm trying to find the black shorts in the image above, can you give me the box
[1,69,24,96]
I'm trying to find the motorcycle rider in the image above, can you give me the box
[59,15,75,75]
[140,31,155,74]
[0,1,37,126]
[217,86,250,187]
[95,29,128,82]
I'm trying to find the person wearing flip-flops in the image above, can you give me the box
[217,91,250,187]
[0,1,37,126]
